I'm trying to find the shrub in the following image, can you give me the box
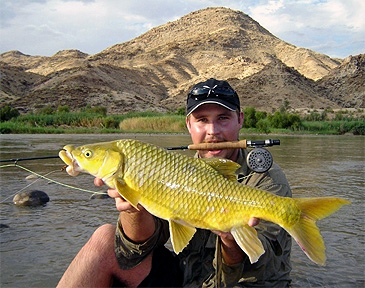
[268,111,302,130]
[38,105,55,115]
[256,118,271,134]
[102,117,119,129]
[57,105,70,113]
[176,107,186,115]
[82,105,107,116]
[305,111,327,121]
[287,114,302,130]
[352,122,365,135]
[243,107,257,128]
[269,111,289,128]
[255,111,267,122]
[0,106,20,121]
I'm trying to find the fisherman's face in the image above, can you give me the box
[186,104,244,162]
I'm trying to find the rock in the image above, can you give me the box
[25,174,38,180]
[0,224,10,229]
[90,193,110,200]
[13,190,50,206]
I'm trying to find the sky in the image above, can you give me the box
[0,0,364,59]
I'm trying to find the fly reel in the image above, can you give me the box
[245,139,279,173]
[247,147,273,173]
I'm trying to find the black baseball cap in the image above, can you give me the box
[186,78,240,116]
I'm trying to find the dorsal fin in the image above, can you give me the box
[201,158,241,181]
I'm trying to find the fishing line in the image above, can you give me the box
[0,168,58,203]
[0,163,107,202]
[237,172,256,183]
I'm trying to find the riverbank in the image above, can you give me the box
[1,107,364,135]
[1,120,364,135]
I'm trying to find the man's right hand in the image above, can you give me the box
[94,178,141,212]
[93,177,156,242]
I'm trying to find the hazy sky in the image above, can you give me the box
[1,0,364,58]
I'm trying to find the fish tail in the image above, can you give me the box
[285,197,350,265]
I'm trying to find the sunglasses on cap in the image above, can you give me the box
[188,85,237,101]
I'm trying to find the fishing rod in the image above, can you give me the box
[167,139,280,150]
[0,155,60,163]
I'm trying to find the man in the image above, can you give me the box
[57,78,292,287]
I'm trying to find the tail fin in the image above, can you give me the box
[285,197,350,266]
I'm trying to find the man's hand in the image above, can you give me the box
[94,177,155,243]
[213,217,260,265]
[94,178,141,213]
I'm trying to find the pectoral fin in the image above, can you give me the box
[114,178,140,211]
[231,225,265,263]
[169,219,196,254]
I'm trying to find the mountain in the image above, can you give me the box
[0,7,362,114]
[227,58,336,112]
[317,54,364,108]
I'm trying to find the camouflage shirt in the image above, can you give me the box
[115,149,292,287]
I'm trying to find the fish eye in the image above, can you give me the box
[84,150,93,158]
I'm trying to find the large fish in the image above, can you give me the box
[59,139,350,265]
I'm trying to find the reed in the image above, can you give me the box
[119,115,187,133]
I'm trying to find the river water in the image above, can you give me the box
[0,134,364,287]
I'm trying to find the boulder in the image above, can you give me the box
[13,190,50,206]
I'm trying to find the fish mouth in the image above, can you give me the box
[59,146,81,176]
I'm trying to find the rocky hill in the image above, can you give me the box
[317,54,364,108]
[0,7,363,114]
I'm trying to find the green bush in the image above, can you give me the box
[102,117,119,129]
[0,106,20,121]
[243,107,257,128]
[256,118,271,134]
[287,114,302,130]
[305,111,326,121]
[268,111,302,130]
[352,122,365,135]
[37,105,55,115]
[176,107,186,115]
[269,111,289,128]
[255,111,267,123]
[337,121,365,135]
[82,105,107,116]
[57,105,70,113]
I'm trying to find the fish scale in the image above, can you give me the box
[59,139,350,265]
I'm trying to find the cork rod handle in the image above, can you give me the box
[187,140,247,150]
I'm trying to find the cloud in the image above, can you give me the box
[0,0,363,58]
[246,0,365,57]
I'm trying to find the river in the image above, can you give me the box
[0,134,364,287]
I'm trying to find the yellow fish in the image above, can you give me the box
[59,139,350,265]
